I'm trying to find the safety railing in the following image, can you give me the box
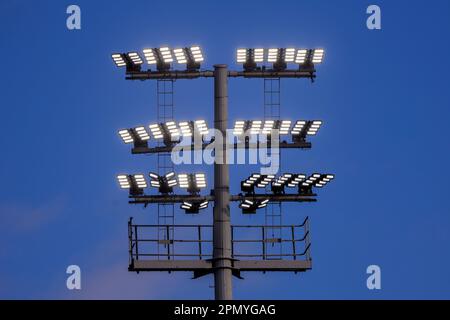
[128,216,311,264]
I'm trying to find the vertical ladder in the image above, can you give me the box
[157,80,175,259]
[263,78,282,260]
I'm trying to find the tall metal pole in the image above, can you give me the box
[213,64,232,300]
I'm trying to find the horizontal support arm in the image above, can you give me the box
[129,194,214,204]
[230,194,317,202]
[228,70,316,79]
[129,193,316,205]
[124,69,316,80]
[129,259,312,272]
[126,70,214,80]
[131,141,311,155]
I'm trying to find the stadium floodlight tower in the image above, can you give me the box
[112,45,334,300]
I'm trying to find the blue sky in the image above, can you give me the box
[1,0,450,299]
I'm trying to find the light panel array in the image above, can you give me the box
[112,46,204,71]
[117,172,208,195]
[271,173,306,194]
[237,48,265,63]
[118,128,149,146]
[178,173,207,194]
[232,120,322,137]
[149,172,177,194]
[236,48,325,70]
[116,174,147,195]
[241,173,334,195]
[118,120,210,147]
[181,200,209,214]
[239,198,269,214]
[301,173,335,189]
[241,174,275,194]
[292,120,322,137]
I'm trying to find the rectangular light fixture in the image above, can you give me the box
[178,174,189,188]
[133,174,147,188]
[190,46,204,62]
[165,172,175,179]
[194,120,209,135]
[279,120,292,135]
[312,49,324,63]
[199,200,208,209]
[295,49,308,64]
[165,121,180,139]
[111,53,126,67]
[179,121,193,137]
[307,120,322,135]
[159,47,173,63]
[262,120,275,134]
[300,173,334,193]
[173,48,187,64]
[149,172,159,180]
[149,123,164,139]
[291,120,306,135]
[181,202,192,210]
[150,180,160,187]
[127,52,143,65]
[181,200,208,213]
[135,126,150,141]
[284,48,296,62]
[233,120,246,135]
[117,174,147,196]
[254,48,264,62]
[233,119,296,136]
[118,129,134,144]
[195,173,206,188]
[237,49,247,63]
[267,48,279,62]
[117,175,130,189]
[143,48,157,64]
[250,120,262,134]
[258,199,269,208]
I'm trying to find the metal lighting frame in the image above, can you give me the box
[114,47,330,300]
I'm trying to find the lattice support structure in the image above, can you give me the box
[263,78,283,259]
[156,80,175,259]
